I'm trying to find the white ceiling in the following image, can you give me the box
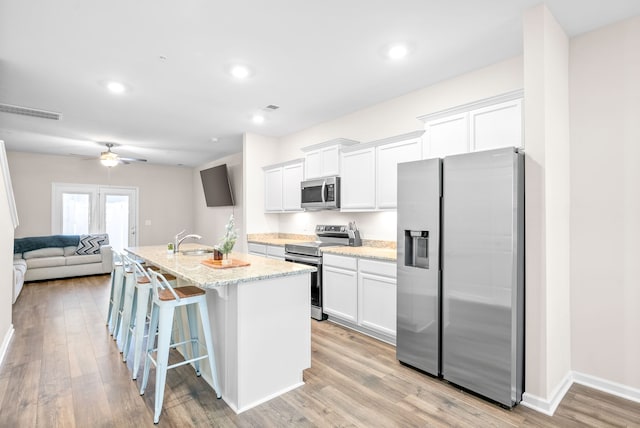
[1,1,639,166]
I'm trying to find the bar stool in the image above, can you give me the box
[121,256,177,379]
[140,270,221,424]
[112,253,135,346]
[107,251,125,336]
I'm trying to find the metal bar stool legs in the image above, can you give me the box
[139,270,221,424]
[121,259,178,379]
[107,252,125,335]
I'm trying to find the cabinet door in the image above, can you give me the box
[359,260,397,337]
[470,99,522,151]
[341,147,376,210]
[321,146,340,177]
[305,150,322,179]
[376,138,422,209]
[282,162,304,211]
[323,265,358,323]
[424,113,469,159]
[264,168,283,212]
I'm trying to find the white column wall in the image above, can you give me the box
[569,14,640,390]
[0,143,15,366]
[243,133,281,234]
[523,3,572,403]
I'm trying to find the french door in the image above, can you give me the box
[52,183,138,252]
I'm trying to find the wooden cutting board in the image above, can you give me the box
[201,258,251,269]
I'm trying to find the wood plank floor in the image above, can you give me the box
[1,275,639,427]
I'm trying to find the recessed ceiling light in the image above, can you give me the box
[252,114,265,124]
[210,137,218,143]
[387,44,409,60]
[230,65,251,79]
[106,81,127,94]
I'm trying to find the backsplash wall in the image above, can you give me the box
[276,210,397,242]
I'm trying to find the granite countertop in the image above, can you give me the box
[321,246,397,262]
[247,233,315,247]
[125,243,315,289]
[247,237,311,246]
[247,233,397,261]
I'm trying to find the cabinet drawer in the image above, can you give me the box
[323,253,357,270]
[248,243,267,255]
[359,259,396,278]
[267,245,285,259]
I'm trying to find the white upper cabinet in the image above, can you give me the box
[341,130,424,211]
[376,132,423,209]
[282,162,304,211]
[341,146,376,211]
[419,90,523,159]
[304,150,322,179]
[264,167,283,212]
[301,138,359,179]
[423,113,469,159]
[470,99,522,151]
[263,159,304,212]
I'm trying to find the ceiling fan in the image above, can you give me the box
[99,142,147,167]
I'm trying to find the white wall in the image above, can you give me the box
[7,151,194,245]
[245,57,524,241]
[243,133,281,234]
[570,15,640,390]
[193,152,246,253]
[0,143,15,366]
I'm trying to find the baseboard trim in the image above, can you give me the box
[521,371,573,416]
[0,324,15,367]
[521,370,640,416]
[573,371,640,404]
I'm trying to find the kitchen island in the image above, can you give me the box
[125,244,315,414]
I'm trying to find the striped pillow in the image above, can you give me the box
[75,234,109,255]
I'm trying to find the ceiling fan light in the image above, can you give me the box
[100,150,119,167]
[101,158,119,167]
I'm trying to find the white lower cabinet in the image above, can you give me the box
[247,243,285,260]
[266,245,285,260]
[323,253,397,343]
[322,254,358,323]
[248,243,267,256]
[358,259,397,337]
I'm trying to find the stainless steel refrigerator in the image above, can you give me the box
[396,147,524,408]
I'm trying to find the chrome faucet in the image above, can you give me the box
[174,230,202,253]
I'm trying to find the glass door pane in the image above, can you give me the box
[104,194,129,253]
[62,193,90,234]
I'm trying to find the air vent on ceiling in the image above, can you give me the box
[265,104,280,110]
[0,103,61,120]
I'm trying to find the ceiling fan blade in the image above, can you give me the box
[118,156,147,163]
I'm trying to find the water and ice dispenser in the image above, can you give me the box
[404,230,429,269]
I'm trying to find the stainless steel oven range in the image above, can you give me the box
[285,224,361,321]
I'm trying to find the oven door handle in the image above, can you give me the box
[285,254,322,265]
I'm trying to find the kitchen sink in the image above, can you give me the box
[180,249,214,256]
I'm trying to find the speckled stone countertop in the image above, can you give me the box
[321,246,397,262]
[247,233,315,247]
[125,244,315,289]
[248,233,397,261]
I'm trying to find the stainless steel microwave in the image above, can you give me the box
[300,176,340,210]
